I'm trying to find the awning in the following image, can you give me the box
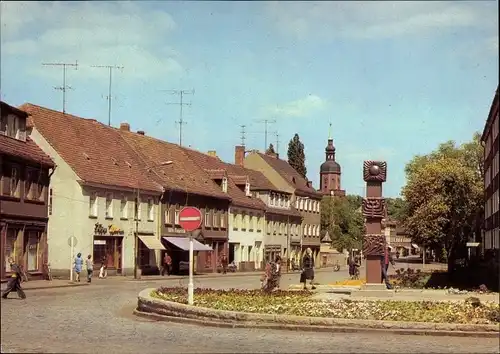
[138,235,166,250]
[466,242,480,247]
[411,244,420,249]
[163,237,212,251]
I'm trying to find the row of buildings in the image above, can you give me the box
[0,101,347,280]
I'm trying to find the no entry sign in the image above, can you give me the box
[179,207,202,232]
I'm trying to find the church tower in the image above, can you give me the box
[320,124,345,196]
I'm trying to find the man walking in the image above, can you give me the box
[2,257,26,299]
[86,255,94,283]
[382,246,395,289]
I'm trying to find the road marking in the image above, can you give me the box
[179,216,201,221]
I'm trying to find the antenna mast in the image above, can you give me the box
[91,64,124,126]
[42,61,79,113]
[164,89,195,146]
[255,119,276,151]
[240,125,246,146]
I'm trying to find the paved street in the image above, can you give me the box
[2,271,498,354]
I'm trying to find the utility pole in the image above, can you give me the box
[164,89,195,146]
[42,61,79,114]
[240,125,246,146]
[91,64,124,126]
[255,119,276,151]
[275,132,280,155]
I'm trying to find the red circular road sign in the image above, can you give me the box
[178,207,203,232]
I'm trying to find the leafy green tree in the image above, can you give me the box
[321,196,364,253]
[266,143,276,155]
[346,194,362,211]
[386,197,408,222]
[287,133,307,178]
[402,133,483,272]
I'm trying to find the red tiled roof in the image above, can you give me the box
[230,175,248,186]
[204,169,227,180]
[117,131,230,200]
[20,103,163,193]
[265,205,302,218]
[256,152,322,198]
[0,135,55,167]
[221,162,281,192]
[182,148,266,210]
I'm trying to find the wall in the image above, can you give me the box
[228,207,265,270]
[243,154,295,194]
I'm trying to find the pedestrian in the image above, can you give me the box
[262,256,281,292]
[86,255,93,283]
[74,252,83,282]
[220,253,228,274]
[99,256,107,279]
[301,248,316,290]
[2,257,26,299]
[162,252,172,276]
[382,246,396,289]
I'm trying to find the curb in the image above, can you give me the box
[133,309,498,338]
[126,270,313,282]
[134,288,500,338]
[1,283,90,292]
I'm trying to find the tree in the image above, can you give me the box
[346,194,362,211]
[266,143,276,155]
[321,196,364,253]
[402,133,483,272]
[386,197,408,222]
[287,133,307,178]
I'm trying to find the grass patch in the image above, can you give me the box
[151,287,500,325]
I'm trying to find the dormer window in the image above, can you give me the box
[0,113,26,141]
[245,181,251,196]
[222,177,228,193]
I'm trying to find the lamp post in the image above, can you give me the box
[134,160,173,280]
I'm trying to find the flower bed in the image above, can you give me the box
[151,287,500,325]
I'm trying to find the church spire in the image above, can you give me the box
[328,122,332,139]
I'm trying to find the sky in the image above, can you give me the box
[1,1,498,197]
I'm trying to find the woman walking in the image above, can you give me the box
[74,253,83,282]
[301,248,316,290]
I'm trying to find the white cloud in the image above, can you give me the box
[0,1,182,81]
[266,94,326,118]
[265,1,497,41]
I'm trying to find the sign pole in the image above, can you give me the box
[188,232,194,305]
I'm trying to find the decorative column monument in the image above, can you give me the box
[362,161,387,286]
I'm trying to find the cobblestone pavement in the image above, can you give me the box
[2,274,498,354]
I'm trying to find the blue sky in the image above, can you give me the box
[1,1,498,197]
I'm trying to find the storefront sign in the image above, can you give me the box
[94,223,125,236]
[94,240,106,245]
[94,223,107,235]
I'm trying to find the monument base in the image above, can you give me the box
[350,283,395,298]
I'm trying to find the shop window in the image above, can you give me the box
[5,228,18,272]
[93,237,122,269]
[26,231,40,271]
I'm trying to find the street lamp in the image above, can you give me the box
[134,160,173,279]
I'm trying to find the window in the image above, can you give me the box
[222,177,228,193]
[147,198,154,221]
[245,182,251,196]
[220,212,225,228]
[205,210,211,227]
[89,192,98,217]
[257,216,262,231]
[250,215,254,230]
[175,206,180,225]
[25,169,36,200]
[26,231,40,271]
[165,207,171,224]
[213,210,218,227]
[242,213,247,230]
[233,213,238,230]
[267,221,271,234]
[279,196,283,207]
[120,195,128,219]
[105,193,113,218]
[5,228,17,272]
[270,194,274,206]
[10,166,20,197]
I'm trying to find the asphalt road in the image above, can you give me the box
[1,271,497,353]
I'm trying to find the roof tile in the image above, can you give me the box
[0,135,54,167]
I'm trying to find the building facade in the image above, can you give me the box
[382,219,419,257]
[482,86,499,253]
[23,104,165,278]
[1,101,55,280]
[243,149,323,267]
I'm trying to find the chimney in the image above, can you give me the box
[137,130,145,135]
[120,123,130,131]
[235,145,245,166]
[207,150,217,157]
[307,180,313,188]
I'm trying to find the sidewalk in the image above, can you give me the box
[1,267,340,292]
